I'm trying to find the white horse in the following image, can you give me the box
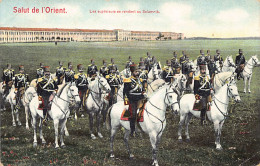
[242,55,259,93]
[85,75,111,139]
[0,82,7,111]
[173,73,187,97]
[23,86,37,129]
[119,68,131,80]
[178,77,241,150]
[29,82,80,148]
[147,63,161,84]
[107,84,180,166]
[213,72,234,92]
[215,60,222,73]
[222,55,236,73]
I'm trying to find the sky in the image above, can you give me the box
[0,0,259,38]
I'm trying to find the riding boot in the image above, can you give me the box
[130,118,136,136]
[200,108,206,126]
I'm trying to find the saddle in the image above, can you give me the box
[121,100,146,122]
[37,96,52,110]
[193,100,211,111]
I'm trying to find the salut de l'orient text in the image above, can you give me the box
[13,7,67,13]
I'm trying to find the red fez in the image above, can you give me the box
[19,65,24,70]
[130,64,138,73]
[44,66,50,72]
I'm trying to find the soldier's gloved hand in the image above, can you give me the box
[210,88,214,94]
[195,94,200,100]
[124,98,129,105]
[209,102,213,106]
[143,92,148,98]
[14,88,18,94]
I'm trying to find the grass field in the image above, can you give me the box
[0,40,260,166]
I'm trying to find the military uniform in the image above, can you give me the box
[100,60,109,78]
[2,64,14,97]
[208,58,217,82]
[179,51,186,68]
[108,62,119,75]
[87,60,98,79]
[64,62,75,83]
[37,66,58,122]
[194,65,211,125]
[36,63,44,78]
[162,60,174,83]
[139,61,148,90]
[126,56,134,68]
[14,65,29,107]
[56,62,66,85]
[171,52,178,68]
[144,52,153,72]
[214,50,224,69]
[74,64,88,110]
[105,73,121,106]
[123,64,145,135]
[235,49,245,80]
[197,50,207,66]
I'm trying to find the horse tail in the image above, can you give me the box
[106,105,113,130]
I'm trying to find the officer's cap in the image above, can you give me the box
[7,63,11,68]
[44,66,50,72]
[207,50,210,54]
[199,65,206,70]
[103,60,106,64]
[200,50,204,54]
[130,64,138,73]
[40,62,44,67]
[216,49,220,54]
[68,62,72,67]
[77,64,83,70]
[239,49,243,53]
[59,61,63,65]
[19,65,24,71]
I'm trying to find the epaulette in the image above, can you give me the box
[53,77,58,81]
[37,77,43,82]
[88,64,92,66]
[74,74,79,79]
[123,78,131,83]
[140,78,143,82]
[194,75,200,80]
[105,75,110,79]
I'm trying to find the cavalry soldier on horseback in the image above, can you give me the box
[144,52,153,72]
[182,55,193,87]
[179,51,187,67]
[205,50,211,64]
[214,49,224,68]
[123,64,146,136]
[126,56,134,68]
[87,59,98,80]
[139,60,148,91]
[14,65,30,109]
[194,64,212,125]
[162,60,174,83]
[171,51,178,67]
[2,63,14,99]
[74,64,88,112]
[100,60,109,78]
[108,58,119,75]
[197,50,207,66]
[56,61,66,85]
[106,65,121,106]
[208,56,217,83]
[37,66,58,125]
[64,62,75,83]
[36,63,44,78]
[235,49,245,80]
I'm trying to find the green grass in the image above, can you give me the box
[0,40,260,166]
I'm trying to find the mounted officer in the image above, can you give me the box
[105,65,121,106]
[197,50,207,66]
[144,52,153,72]
[179,51,187,68]
[108,58,119,75]
[162,60,174,83]
[208,56,217,83]
[14,65,29,109]
[235,49,245,80]
[139,60,148,91]
[100,60,109,78]
[36,63,44,78]
[37,66,58,125]
[2,63,14,99]
[194,64,211,125]
[182,55,193,86]
[171,51,178,67]
[74,64,88,112]
[87,59,98,80]
[126,56,134,68]
[56,61,66,85]
[123,64,146,136]
[214,50,224,68]
[205,50,211,64]
[64,62,75,83]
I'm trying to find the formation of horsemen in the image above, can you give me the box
[1,48,258,165]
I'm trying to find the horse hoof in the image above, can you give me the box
[65,132,69,137]
[61,145,66,149]
[91,134,96,140]
[129,154,134,159]
[97,133,103,138]
[110,154,115,158]
[216,146,223,151]
[17,122,22,126]
[186,138,191,142]
[178,139,183,143]
[26,126,30,130]
[33,142,37,148]
[248,91,251,94]
[13,123,16,127]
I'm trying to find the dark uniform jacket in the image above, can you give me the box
[64,69,75,83]
[182,61,191,75]
[197,55,207,66]
[2,68,14,83]
[108,64,119,74]
[14,73,29,89]
[36,68,44,78]
[87,64,98,77]
[179,55,186,65]
[194,74,211,97]
[74,73,88,90]
[123,76,145,102]
[139,69,148,82]
[214,55,224,64]
[56,66,66,78]
[162,65,174,83]
[37,76,58,97]
[144,57,153,71]
[235,54,245,66]
[100,66,109,77]
[106,73,121,87]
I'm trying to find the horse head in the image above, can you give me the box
[166,84,180,114]
[215,61,222,73]
[97,75,111,93]
[227,55,236,68]
[227,81,241,103]
[68,82,81,104]
[252,55,260,66]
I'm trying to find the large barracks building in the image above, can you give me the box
[0,27,184,43]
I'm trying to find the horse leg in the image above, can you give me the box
[53,119,60,148]
[123,129,134,159]
[248,76,252,93]
[39,118,46,145]
[89,113,96,139]
[149,132,159,166]
[25,105,30,129]
[11,104,16,126]
[16,110,22,126]
[243,76,247,93]
[64,124,69,136]
[110,126,119,158]
[185,113,193,141]
[60,119,67,148]
[178,113,187,142]
[97,113,103,138]
[32,116,38,147]
[214,121,222,150]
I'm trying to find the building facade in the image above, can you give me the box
[0,27,184,43]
